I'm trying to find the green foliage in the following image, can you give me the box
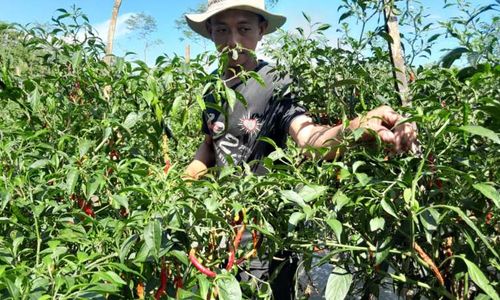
[1,2,499,300]
[0,22,45,76]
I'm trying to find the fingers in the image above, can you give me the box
[393,121,418,153]
[362,106,400,129]
[367,124,396,146]
[363,119,418,154]
[379,107,402,128]
[358,106,419,154]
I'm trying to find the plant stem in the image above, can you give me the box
[387,272,456,299]
[86,253,118,270]
[30,193,42,267]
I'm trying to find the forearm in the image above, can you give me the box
[290,115,352,160]
[290,105,416,159]
[304,125,346,147]
[301,124,348,160]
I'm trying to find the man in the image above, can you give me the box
[183,0,417,298]
[184,0,416,180]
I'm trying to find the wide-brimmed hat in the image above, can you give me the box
[185,0,286,39]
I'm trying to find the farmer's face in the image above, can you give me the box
[207,9,267,69]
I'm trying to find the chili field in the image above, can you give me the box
[0,2,499,299]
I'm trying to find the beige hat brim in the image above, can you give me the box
[185,5,286,39]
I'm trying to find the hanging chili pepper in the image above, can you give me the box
[154,257,169,300]
[82,204,95,218]
[226,221,246,270]
[233,223,246,249]
[136,281,145,300]
[252,229,263,252]
[174,262,184,289]
[225,245,236,271]
[120,207,129,217]
[413,242,445,286]
[72,195,95,218]
[163,159,171,174]
[174,275,183,289]
[189,248,216,278]
[252,230,258,248]
[237,227,264,265]
[109,149,120,161]
[485,211,493,225]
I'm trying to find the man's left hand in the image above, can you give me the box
[349,105,418,154]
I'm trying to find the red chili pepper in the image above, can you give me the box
[136,281,145,299]
[252,230,258,248]
[435,179,443,189]
[109,149,120,161]
[163,159,171,174]
[252,230,261,250]
[236,224,265,266]
[233,223,246,249]
[252,217,263,252]
[73,195,95,217]
[226,222,246,270]
[120,207,129,217]
[486,211,493,225]
[225,245,235,271]
[83,204,95,217]
[189,249,216,278]
[174,275,183,289]
[174,263,183,290]
[154,258,168,300]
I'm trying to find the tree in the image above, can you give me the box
[0,21,46,75]
[383,0,410,106]
[174,2,209,50]
[104,0,123,65]
[125,12,162,62]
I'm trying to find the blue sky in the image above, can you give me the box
[0,0,495,65]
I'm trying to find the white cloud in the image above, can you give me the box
[93,12,136,43]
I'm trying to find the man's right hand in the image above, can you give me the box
[183,135,215,180]
[183,160,209,180]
